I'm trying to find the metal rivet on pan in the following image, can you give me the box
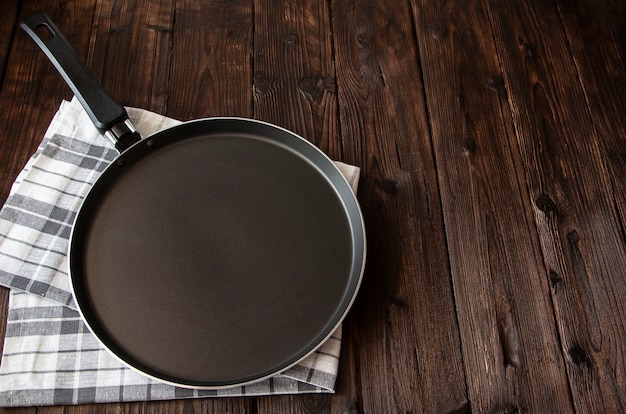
[116,159,125,167]
[146,139,155,148]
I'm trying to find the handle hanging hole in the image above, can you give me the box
[35,24,54,41]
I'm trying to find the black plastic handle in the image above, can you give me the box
[21,13,141,152]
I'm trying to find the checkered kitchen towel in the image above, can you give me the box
[0,97,360,407]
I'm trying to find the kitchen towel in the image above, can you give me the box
[0,97,360,406]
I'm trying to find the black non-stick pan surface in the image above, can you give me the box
[22,14,365,388]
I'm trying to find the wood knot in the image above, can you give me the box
[463,137,477,153]
[253,71,269,95]
[390,296,408,308]
[518,36,538,58]
[355,33,368,49]
[298,77,317,98]
[488,75,505,92]
[569,344,590,365]
[446,402,471,414]
[549,270,563,288]
[503,404,521,414]
[497,299,521,368]
[567,229,580,245]
[427,24,446,39]
[535,194,557,215]
[302,393,328,409]
[283,33,298,45]
[147,24,173,32]
[298,75,336,102]
[376,179,398,194]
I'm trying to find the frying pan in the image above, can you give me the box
[21,13,365,388]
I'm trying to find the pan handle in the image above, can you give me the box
[21,13,141,152]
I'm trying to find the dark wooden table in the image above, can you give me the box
[0,0,624,412]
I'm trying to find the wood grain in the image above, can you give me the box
[0,0,92,204]
[487,0,626,411]
[252,1,354,411]
[167,0,253,120]
[0,4,98,412]
[413,0,573,411]
[0,0,624,412]
[332,0,467,412]
[557,0,626,247]
[253,0,339,156]
[85,0,175,114]
[0,0,18,82]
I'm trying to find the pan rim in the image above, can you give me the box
[68,116,366,389]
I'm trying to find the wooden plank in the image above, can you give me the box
[331,315,362,414]
[166,0,253,120]
[85,0,176,114]
[104,399,253,414]
[556,0,626,251]
[0,0,97,204]
[186,398,253,413]
[79,2,255,413]
[0,2,249,412]
[256,317,362,413]
[0,0,98,387]
[252,1,356,411]
[486,0,626,412]
[254,318,361,414]
[0,1,97,409]
[164,2,254,410]
[164,26,254,414]
[412,0,574,411]
[572,0,626,65]
[253,0,339,156]
[33,407,65,414]
[0,408,38,414]
[0,0,18,81]
[331,0,467,412]
[256,395,331,414]
[63,402,124,414]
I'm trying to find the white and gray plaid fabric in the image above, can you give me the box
[0,98,360,407]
